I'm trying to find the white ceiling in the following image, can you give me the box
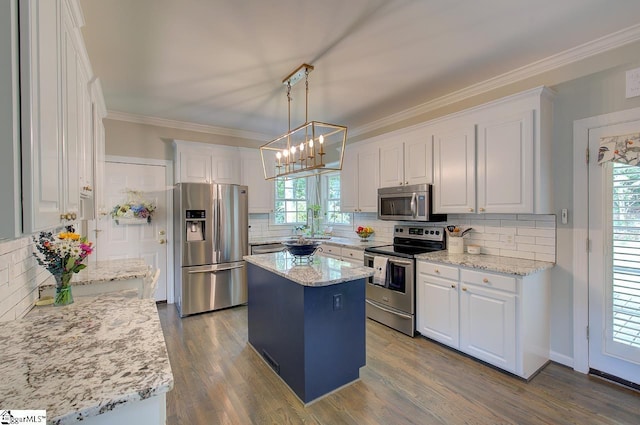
[79,0,640,140]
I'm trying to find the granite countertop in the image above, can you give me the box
[416,251,555,276]
[40,258,149,288]
[249,235,388,250]
[244,251,374,286]
[0,292,173,425]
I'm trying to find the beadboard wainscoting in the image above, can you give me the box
[0,236,52,321]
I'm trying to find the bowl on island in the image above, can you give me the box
[282,240,322,257]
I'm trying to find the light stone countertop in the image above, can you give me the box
[244,251,374,286]
[415,251,554,276]
[249,235,389,250]
[0,292,173,425]
[40,259,149,289]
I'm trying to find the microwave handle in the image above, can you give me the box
[410,192,417,218]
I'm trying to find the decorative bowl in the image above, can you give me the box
[282,240,322,257]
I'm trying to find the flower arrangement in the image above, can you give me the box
[356,226,374,241]
[33,231,94,306]
[110,190,156,224]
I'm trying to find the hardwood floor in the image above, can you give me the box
[157,304,640,424]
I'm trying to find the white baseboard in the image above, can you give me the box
[550,350,574,369]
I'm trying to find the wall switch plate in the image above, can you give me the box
[561,208,568,224]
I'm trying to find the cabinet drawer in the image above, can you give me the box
[321,244,341,257]
[418,262,459,281]
[460,269,516,293]
[342,247,364,262]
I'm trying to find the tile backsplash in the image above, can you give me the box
[249,212,556,262]
[0,236,51,321]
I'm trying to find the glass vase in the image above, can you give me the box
[54,272,74,306]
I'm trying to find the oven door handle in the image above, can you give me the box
[389,258,413,267]
[410,192,417,218]
[366,300,413,320]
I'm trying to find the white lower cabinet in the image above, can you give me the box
[417,261,549,379]
[317,244,364,263]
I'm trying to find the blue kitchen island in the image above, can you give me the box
[244,252,374,404]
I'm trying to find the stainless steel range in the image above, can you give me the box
[364,224,446,336]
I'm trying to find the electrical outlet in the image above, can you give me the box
[333,294,343,311]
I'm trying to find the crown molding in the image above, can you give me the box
[105,110,271,142]
[350,23,640,137]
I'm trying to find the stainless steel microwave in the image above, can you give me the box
[377,184,447,222]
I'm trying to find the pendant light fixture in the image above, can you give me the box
[260,64,347,180]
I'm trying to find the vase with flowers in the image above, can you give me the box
[356,226,374,242]
[33,231,94,306]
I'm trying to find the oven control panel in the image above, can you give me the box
[394,225,444,241]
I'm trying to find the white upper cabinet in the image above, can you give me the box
[340,142,379,213]
[20,0,64,233]
[433,125,476,214]
[379,140,404,188]
[404,133,433,186]
[0,0,22,240]
[379,127,433,188]
[20,0,97,232]
[240,148,274,214]
[433,87,554,215]
[174,140,242,185]
[477,110,534,213]
[90,78,107,219]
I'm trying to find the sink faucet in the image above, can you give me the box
[307,208,315,237]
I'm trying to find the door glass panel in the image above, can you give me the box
[612,163,640,349]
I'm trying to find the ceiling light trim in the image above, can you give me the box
[106,110,271,141]
[351,23,640,137]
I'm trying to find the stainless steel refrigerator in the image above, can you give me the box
[173,182,248,317]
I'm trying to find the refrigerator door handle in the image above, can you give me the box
[187,264,245,274]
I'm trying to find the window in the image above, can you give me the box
[274,178,307,224]
[612,163,640,348]
[324,174,351,225]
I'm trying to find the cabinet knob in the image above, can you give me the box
[468,208,474,212]
[479,207,485,212]
[462,287,468,291]
[399,182,403,185]
[482,278,489,283]
[405,181,409,185]
[451,284,456,289]
[434,268,439,273]
[159,239,166,245]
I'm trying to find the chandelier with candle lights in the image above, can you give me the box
[260,64,347,180]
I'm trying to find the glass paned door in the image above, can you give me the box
[588,122,640,385]
[610,163,640,352]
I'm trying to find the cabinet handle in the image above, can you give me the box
[468,208,474,212]
[450,284,456,289]
[482,278,489,283]
[479,207,485,212]
[462,287,468,291]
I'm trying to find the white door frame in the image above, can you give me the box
[106,155,175,304]
[572,106,640,373]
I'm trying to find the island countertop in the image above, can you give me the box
[244,251,374,287]
[415,250,554,276]
[39,258,149,289]
[0,292,173,425]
